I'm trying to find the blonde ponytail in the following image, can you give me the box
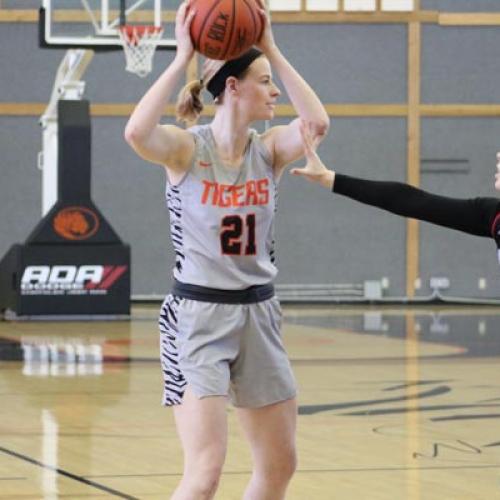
[176,79,204,124]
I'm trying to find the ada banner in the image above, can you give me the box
[0,244,130,316]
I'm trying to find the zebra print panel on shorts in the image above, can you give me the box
[159,295,186,406]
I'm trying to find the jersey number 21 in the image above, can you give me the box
[220,214,256,255]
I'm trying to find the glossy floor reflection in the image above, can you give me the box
[0,305,499,499]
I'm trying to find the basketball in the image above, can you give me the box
[189,0,263,60]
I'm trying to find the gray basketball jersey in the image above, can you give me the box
[166,125,278,290]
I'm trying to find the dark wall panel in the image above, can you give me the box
[422,25,500,103]
[0,23,178,103]
[272,24,407,104]
[420,118,500,298]
[275,117,407,294]
[422,0,500,11]
[0,117,42,257]
[2,22,406,104]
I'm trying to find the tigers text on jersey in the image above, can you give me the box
[166,125,278,290]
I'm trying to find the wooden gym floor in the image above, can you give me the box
[0,304,499,499]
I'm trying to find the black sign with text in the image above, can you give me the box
[0,244,130,316]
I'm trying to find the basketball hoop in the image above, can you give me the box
[119,25,163,78]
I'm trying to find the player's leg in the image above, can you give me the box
[237,398,297,500]
[159,297,232,500]
[171,388,228,500]
[232,297,298,499]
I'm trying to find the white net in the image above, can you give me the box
[119,25,163,78]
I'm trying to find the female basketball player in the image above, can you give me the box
[292,122,500,260]
[125,1,329,499]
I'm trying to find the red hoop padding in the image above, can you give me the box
[119,25,163,46]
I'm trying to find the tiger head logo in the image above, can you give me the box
[53,206,99,240]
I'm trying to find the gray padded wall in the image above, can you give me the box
[422,25,500,103]
[275,117,407,295]
[0,23,180,103]
[0,117,42,247]
[273,24,407,103]
[420,119,500,298]
[420,24,500,297]
[422,1,500,11]
[1,13,499,298]
[269,24,408,294]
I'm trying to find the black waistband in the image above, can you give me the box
[172,280,274,304]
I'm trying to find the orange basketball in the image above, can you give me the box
[189,0,263,60]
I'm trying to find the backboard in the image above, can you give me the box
[40,0,177,51]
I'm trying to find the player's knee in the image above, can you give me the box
[194,477,220,498]
[264,448,297,483]
[182,467,222,498]
[184,455,224,498]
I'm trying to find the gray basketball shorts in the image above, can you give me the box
[158,294,297,408]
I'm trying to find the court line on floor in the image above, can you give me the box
[342,403,500,416]
[86,463,500,479]
[0,445,138,500]
[431,413,500,422]
[0,432,179,439]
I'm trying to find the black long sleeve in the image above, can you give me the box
[333,173,500,239]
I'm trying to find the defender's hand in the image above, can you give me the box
[290,121,334,189]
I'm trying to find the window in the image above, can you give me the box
[268,0,414,12]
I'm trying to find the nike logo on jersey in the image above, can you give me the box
[201,179,270,207]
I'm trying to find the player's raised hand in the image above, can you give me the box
[175,0,196,62]
[255,0,276,54]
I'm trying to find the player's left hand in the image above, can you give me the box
[255,0,277,54]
